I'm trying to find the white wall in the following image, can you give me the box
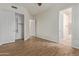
[0,4,32,45]
[36,5,71,42]
[36,8,59,42]
[36,4,79,48]
[72,5,79,48]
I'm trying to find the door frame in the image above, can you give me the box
[59,7,72,46]
[15,12,24,41]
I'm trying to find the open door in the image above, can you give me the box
[15,13,24,40]
[59,8,72,55]
[59,8,72,47]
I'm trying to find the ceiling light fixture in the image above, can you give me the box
[37,3,42,6]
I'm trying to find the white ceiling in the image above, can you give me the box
[16,3,53,16]
[16,3,76,16]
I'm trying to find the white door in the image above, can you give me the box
[0,10,15,44]
[15,13,24,40]
[29,19,36,36]
[59,8,72,46]
[59,11,64,43]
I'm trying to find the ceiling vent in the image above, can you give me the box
[11,6,18,9]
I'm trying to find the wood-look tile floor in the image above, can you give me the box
[0,36,79,56]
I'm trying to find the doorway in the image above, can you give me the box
[59,8,72,47]
[15,13,24,41]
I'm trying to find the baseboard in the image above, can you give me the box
[36,35,58,43]
[24,36,30,41]
[72,45,79,49]
[0,40,15,46]
[31,36,79,49]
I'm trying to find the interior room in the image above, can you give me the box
[0,3,79,56]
